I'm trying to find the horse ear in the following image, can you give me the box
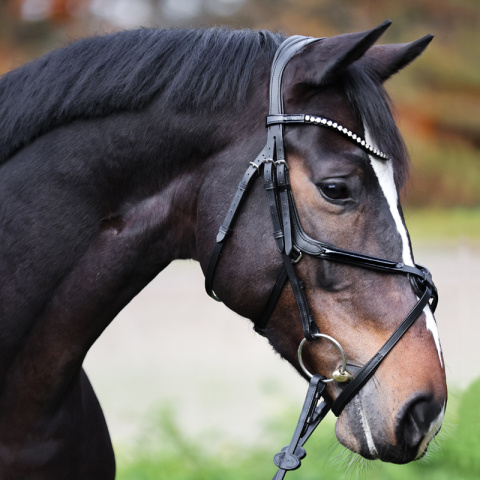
[285,20,392,88]
[358,35,434,82]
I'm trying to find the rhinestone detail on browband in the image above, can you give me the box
[304,115,389,160]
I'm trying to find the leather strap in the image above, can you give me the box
[254,265,288,333]
[205,148,269,299]
[266,114,306,125]
[277,162,293,255]
[261,150,318,339]
[205,241,224,301]
[264,160,284,252]
[289,189,436,292]
[273,375,328,478]
[281,252,319,340]
[266,114,389,160]
[269,37,322,115]
[331,286,433,416]
[264,37,327,340]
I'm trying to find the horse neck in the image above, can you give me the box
[0,98,262,382]
[62,92,269,262]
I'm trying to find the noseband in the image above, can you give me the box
[205,36,438,477]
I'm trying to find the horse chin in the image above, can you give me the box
[334,396,381,462]
[333,395,444,464]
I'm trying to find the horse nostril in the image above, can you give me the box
[397,395,443,452]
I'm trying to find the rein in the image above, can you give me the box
[205,35,438,478]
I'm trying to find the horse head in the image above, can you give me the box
[199,22,446,464]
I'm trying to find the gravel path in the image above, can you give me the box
[84,243,480,445]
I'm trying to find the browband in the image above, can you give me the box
[267,114,389,160]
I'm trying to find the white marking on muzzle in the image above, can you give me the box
[359,402,379,458]
[416,403,445,459]
[364,129,443,367]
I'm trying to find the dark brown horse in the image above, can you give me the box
[0,22,446,479]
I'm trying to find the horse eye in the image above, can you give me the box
[319,182,350,201]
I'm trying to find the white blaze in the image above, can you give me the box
[364,130,443,367]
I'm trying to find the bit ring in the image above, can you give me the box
[298,333,349,383]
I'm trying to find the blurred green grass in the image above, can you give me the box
[116,378,480,480]
[404,208,480,244]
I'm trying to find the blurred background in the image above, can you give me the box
[1,1,479,478]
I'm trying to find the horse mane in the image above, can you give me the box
[0,27,408,187]
[0,27,284,165]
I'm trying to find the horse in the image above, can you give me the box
[0,21,447,479]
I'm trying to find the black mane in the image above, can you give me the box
[0,28,283,164]
[0,27,408,186]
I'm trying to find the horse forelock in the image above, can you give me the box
[341,63,410,190]
[0,27,284,165]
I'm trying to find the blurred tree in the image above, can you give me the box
[0,0,478,207]
[0,0,91,62]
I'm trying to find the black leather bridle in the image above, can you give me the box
[205,35,438,478]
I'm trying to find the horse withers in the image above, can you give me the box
[0,22,446,478]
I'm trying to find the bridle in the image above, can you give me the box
[204,35,438,478]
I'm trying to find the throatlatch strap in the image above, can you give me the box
[205,147,269,299]
[205,242,224,300]
[331,286,433,416]
[254,266,288,333]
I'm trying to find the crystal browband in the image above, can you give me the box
[266,114,389,160]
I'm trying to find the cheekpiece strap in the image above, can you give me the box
[264,160,284,252]
[258,36,325,341]
[269,36,322,115]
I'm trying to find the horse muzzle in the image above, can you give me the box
[335,388,445,463]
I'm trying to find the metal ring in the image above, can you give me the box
[292,250,302,264]
[249,162,259,170]
[297,333,348,383]
[275,159,288,168]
